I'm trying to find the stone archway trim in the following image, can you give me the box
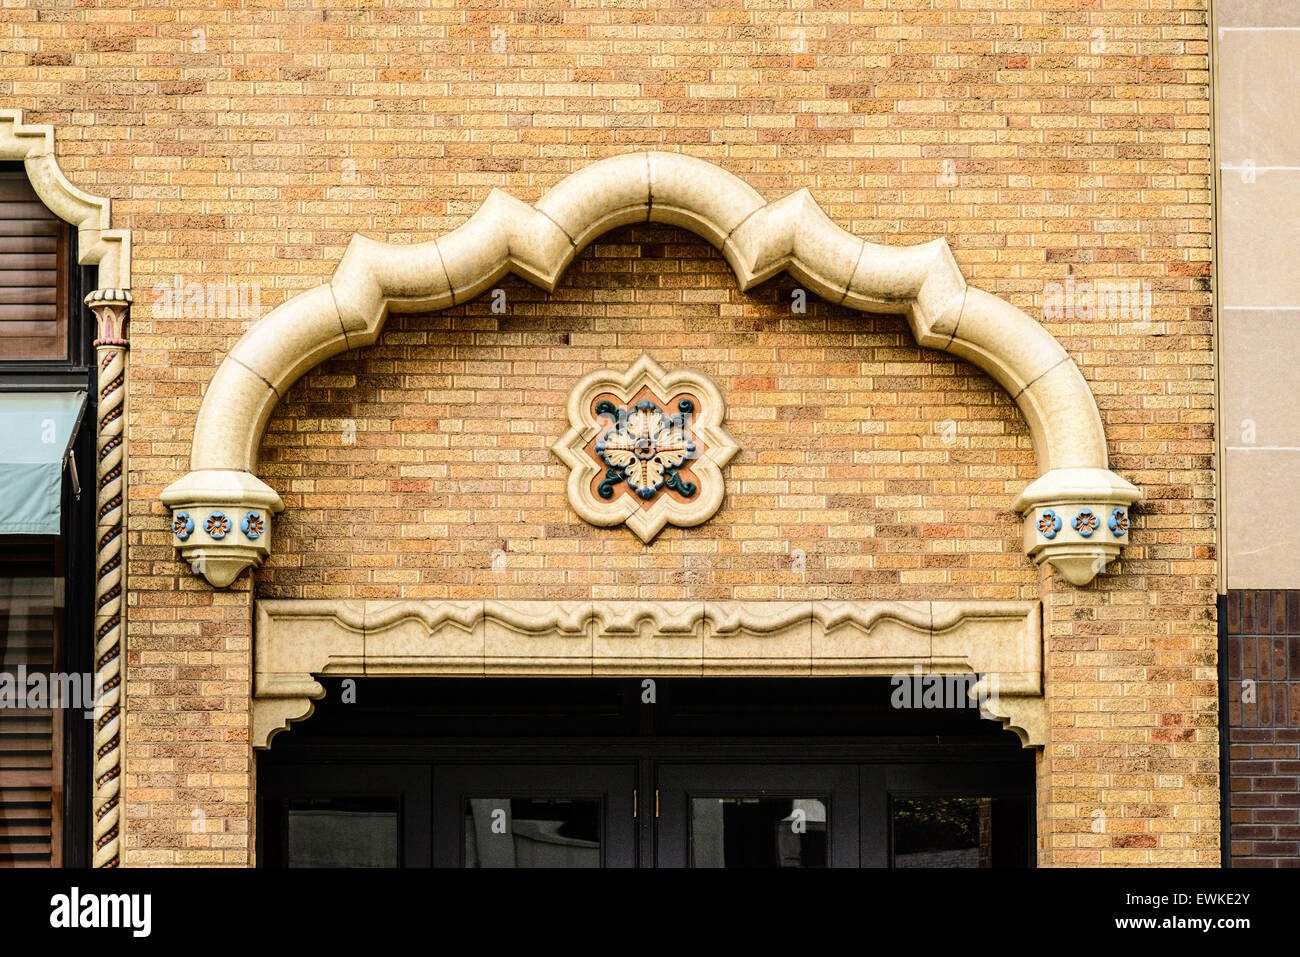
[161,151,1139,587]
[253,598,1045,749]
[0,110,130,290]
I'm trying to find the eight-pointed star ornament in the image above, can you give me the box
[551,354,740,542]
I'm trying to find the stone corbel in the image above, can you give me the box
[1014,468,1139,586]
[159,470,283,587]
[928,602,1045,747]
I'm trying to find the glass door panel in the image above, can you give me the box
[463,797,603,867]
[257,764,431,867]
[690,796,828,868]
[433,765,636,868]
[656,764,858,868]
[873,763,1034,868]
[286,795,400,867]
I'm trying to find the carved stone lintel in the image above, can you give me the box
[254,599,1045,748]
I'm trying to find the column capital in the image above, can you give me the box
[85,288,132,348]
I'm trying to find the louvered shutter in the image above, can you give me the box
[0,171,68,361]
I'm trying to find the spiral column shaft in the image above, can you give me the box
[87,289,130,868]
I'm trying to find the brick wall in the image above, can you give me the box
[0,0,1216,865]
[1225,590,1300,867]
[259,225,1039,602]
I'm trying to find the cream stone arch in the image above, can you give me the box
[0,110,131,290]
[161,151,1139,587]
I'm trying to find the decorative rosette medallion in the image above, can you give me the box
[552,354,740,542]
[596,398,697,500]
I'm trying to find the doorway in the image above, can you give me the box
[257,677,1034,868]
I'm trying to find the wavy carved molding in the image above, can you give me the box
[161,150,1138,587]
[254,598,1045,749]
[0,110,130,290]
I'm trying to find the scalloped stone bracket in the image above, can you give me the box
[551,353,739,541]
[0,110,130,290]
[1013,468,1141,586]
[161,149,1139,587]
[159,470,285,587]
[254,598,1045,748]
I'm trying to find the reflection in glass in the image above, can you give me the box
[463,798,601,868]
[286,796,399,867]
[691,797,827,868]
[892,797,981,867]
[0,547,61,866]
[892,796,1028,868]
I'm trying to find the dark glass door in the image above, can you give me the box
[655,764,858,868]
[259,759,1031,868]
[258,764,431,867]
[432,764,637,868]
[255,678,1037,868]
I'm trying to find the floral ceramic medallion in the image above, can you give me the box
[596,398,697,500]
[552,354,740,542]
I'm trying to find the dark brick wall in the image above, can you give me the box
[1225,590,1300,867]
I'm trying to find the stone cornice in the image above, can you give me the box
[253,598,1045,749]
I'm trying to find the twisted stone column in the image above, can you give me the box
[86,289,131,868]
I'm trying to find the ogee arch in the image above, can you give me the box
[161,151,1139,587]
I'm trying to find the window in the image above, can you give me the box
[0,162,93,866]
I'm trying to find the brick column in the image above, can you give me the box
[1226,591,1300,865]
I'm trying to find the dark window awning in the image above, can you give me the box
[0,390,87,535]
